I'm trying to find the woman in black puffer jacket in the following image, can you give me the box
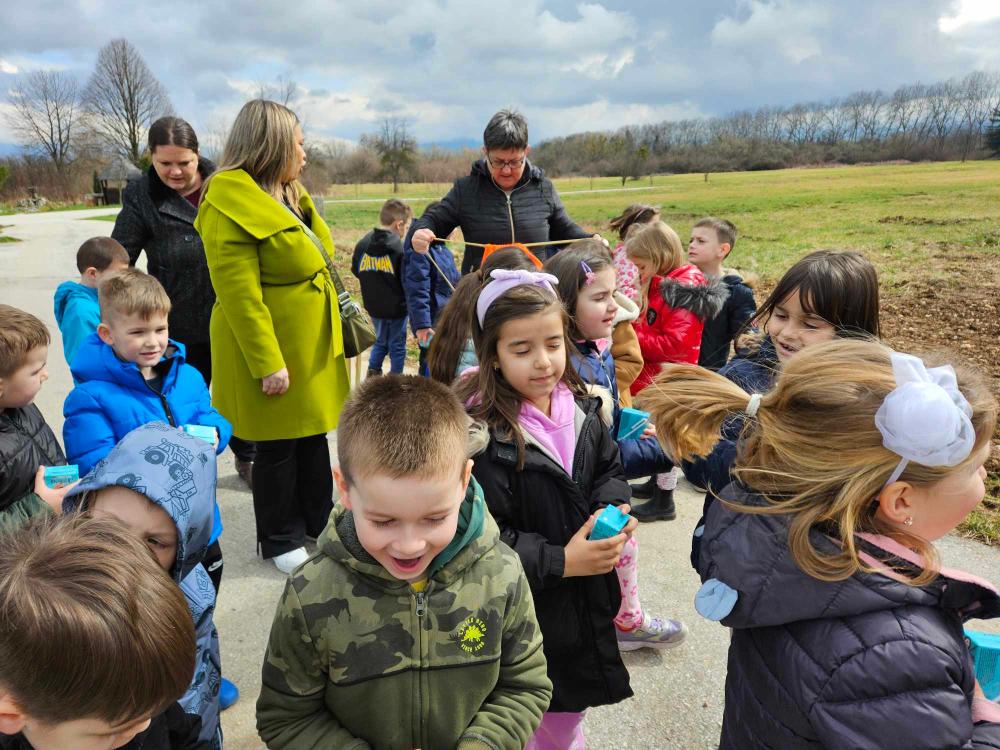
[646,339,1000,750]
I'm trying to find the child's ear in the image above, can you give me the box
[332,467,352,510]
[0,694,27,735]
[83,266,100,280]
[719,243,732,258]
[460,459,473,493]
[875,481,916,528]
[97,322,114,346]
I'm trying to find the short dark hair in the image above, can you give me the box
[379,198,413,226]
[337,375,469,485]
[0,305,49,377]
[756,250,881,338]
[693,217,738,253]
[0,514,195,725]
[148,116,199,155]
[483,109,528,151]
[76,237,129,273]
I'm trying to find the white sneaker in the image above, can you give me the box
[272,547,309,574]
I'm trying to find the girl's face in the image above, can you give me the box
[630,256,655,286]
[766,290,836,363]
[495,308,566,414]
[906,446,990,541]
[574,267,618,341]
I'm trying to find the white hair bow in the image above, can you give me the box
[874,352,975,485]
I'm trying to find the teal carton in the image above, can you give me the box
[183,424,217,443]
[44,465,79,488]
[589,505,630,541]
[617,407,650,440]
[965,629,1000,700]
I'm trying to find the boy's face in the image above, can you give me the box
[98,311,169,370]
[90,486,178,571]
[335,460,473,582]
[0,345,48,409]
[687,226,729,269]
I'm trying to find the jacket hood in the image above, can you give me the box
[659,269,729,322]
[63,422,217,583]
[53,281,97,326]
[470,158,544,187]
[697,483,1000,629]
[612,290,639,325]
[70,332,186,391]
[318,477,498,588]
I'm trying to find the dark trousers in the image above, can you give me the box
[252,434,333,558]
[184,341,256,463]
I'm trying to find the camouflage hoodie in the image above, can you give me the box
[257,479,552,750]
[64,422,222,750]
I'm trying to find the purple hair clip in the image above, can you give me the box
[581,261,596,286]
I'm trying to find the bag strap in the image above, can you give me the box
[287,204,352,306]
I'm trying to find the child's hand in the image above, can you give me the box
[618,504,640,539]
[416,328,434,347]
[641,423,657,439]
[33,466,78,515]
[564,513,627,577]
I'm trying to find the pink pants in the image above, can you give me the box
[614,536,642,630]
[525,711,586,749]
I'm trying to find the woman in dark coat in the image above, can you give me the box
[111,117,255,485]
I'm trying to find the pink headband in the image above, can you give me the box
[476,269,559,327]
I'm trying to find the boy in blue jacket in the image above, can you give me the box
[53,237,129,370]
[61,268,240,710]
[65,423,224,749]
[402,201,460,376]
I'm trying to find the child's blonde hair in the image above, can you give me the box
[642,339,997,586]
[98,268,171,322]
[624,220,684,306]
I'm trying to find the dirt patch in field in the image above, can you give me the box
[878,215,971,226]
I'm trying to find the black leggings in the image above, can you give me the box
[252,434,333,559]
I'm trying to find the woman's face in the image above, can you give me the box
[151,145,200,195]
[284,125,307,183]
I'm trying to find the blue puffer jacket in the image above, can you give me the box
[65,423,223,749]
[53,281,100,370]
[685,335,778,568]
[571,340,671,479]
[402,241,460,333]
[697,482,1000,750]
[63,333,232,544]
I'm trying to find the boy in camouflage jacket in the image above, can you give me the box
[257,376,552,750]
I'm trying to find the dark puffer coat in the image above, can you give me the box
[0,405,65,522]
[470,395,633,713]
[697,272,757,371]
[698,482,1000,750]
[112,160,216,344]
[406,159,589,273]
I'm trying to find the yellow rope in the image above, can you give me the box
[431,237,586,249]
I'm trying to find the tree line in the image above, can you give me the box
[3,37,1000,203]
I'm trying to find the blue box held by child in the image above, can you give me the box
[966,629,1000,701]
[589,505,630,541]
[617,407,650,440]
[183,424,217,444]
[43,465,79,488]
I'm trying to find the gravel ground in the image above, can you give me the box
[4,208,998,750]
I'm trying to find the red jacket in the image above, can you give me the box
[631,264,728,395]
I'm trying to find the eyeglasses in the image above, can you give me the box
[486,154,526,171]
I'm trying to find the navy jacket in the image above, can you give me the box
[697,273,756,371]
[698,482,1000,749]
[406,159,589,273]
[570,340,671,479]
[66,424,224,748]
[402,241,460,333]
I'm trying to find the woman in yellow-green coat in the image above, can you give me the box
[196,99,350,574]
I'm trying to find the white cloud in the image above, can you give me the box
[939,0,1000,32]
[711,1,829,65]
[0,59,18,75]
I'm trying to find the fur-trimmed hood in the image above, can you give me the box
[612,290,640,325]
[659,268,729,322]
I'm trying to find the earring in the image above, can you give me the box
[904,517,913,527]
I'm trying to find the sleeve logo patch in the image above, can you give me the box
[457,616,487,653]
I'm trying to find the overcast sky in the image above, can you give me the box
[2,0,999,150]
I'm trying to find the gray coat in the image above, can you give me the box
[698,482,1000,749]
[112,160,216,344]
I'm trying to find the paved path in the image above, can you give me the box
[3,208,999,749]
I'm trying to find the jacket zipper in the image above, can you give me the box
[414,588,427,749]
[505,193,516,242]
[145,382,177,427]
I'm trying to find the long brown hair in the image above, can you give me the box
[642,339,997,586]
[428,246,537,384]
[455,281,586,468]
[608,204,660,242]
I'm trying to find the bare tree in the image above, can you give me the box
[6,70,79,171]
[255,75,298,106]
[82,39,172,164]
[362,118,417,193]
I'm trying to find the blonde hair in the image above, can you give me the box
[98,268,171,322]
[641,339,997,586]
[210,99,304,212]
[625,221,684,307]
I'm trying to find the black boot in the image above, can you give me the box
[631,487,676,522]
[629,477,656,500]
[366,369,382,378]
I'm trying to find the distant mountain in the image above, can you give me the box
[420,137,479,152]
[0,142,21,157]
